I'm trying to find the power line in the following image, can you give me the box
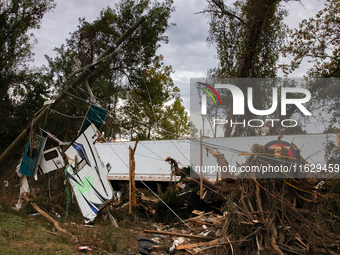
[49,108,86,119]
[140,180,191,229]
[52,82,305,169]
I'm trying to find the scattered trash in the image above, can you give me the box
[29,213,41,216]
[5,124,340,255]
[169,237,185,252]
[153,234,165,238]
[78,246,92,251]
[11,220,25,225]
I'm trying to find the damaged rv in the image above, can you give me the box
[15,104,113,223]
[64,123,113,223]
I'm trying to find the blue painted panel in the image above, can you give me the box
[79,105,108,134]
[18,136,46,178]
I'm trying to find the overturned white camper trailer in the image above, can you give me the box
[16,104,112,223]
[96,133,338,181]
[17,134,65,180]
[64,123,113,223]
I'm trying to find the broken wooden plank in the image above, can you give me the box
[141,195,159,203]
[183,211,214,223]
[176,239,219,250]
[192,210,204,216]
[187,219,214,225]
[192,240,252,254]
[140,203,156,215]
[23,196,69,235]
[42,228,57,235]
[143,230,215,240]
[107,210,119,228]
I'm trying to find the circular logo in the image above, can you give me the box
[264,140,296,162]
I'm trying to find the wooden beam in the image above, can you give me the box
[74,57,96,103]
[129,145,132,214]
[143,230,215,240]
[131,139,138,206]
[200,129,203,199]
[141,195,158,203]
[23,196,69,235]
[68,49,122,77]
[176,239,219,250]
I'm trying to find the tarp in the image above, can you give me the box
[79,104,108,134]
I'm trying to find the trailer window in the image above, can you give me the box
[44,150,59,161]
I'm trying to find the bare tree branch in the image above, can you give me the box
[204,0,245,24]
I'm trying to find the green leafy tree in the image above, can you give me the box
[281,0,340,78]
[0,0,55,154]
[204,0,287,79]
[189,121,198,139]
[281,0,340,130]
[120,55,189,140]
[158,99,190,139]
[200,0,289,137]
[44,0,190,141]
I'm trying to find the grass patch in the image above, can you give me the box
[0,202,141,254]
[0,212,74,255]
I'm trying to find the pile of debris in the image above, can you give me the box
[134,142,340,255]
[7,128,340,254]
[136,179,340,254]
[139,209,227,254]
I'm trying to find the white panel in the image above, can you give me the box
[96,134,337,181]
[38,147,65,174]
[65,124,113,223]
[96,140,191,181]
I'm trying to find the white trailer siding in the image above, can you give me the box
[96,134,338,181]
[96,140,191,182]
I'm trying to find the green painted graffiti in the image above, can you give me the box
[77,176,94,200]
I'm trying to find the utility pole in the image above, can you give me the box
[0,16,146,166]
[129,139,138,214]
[200,129,203,199]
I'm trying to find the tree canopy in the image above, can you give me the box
[42,0,190,142]
[281,0,340,130]
[0,0,55,154]
[199,0,290,137]
[281,0,340,78]
[204,0,287,79]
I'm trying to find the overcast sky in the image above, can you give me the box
[31,0,326,110]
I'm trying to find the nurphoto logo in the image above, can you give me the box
[196,82,312,128]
